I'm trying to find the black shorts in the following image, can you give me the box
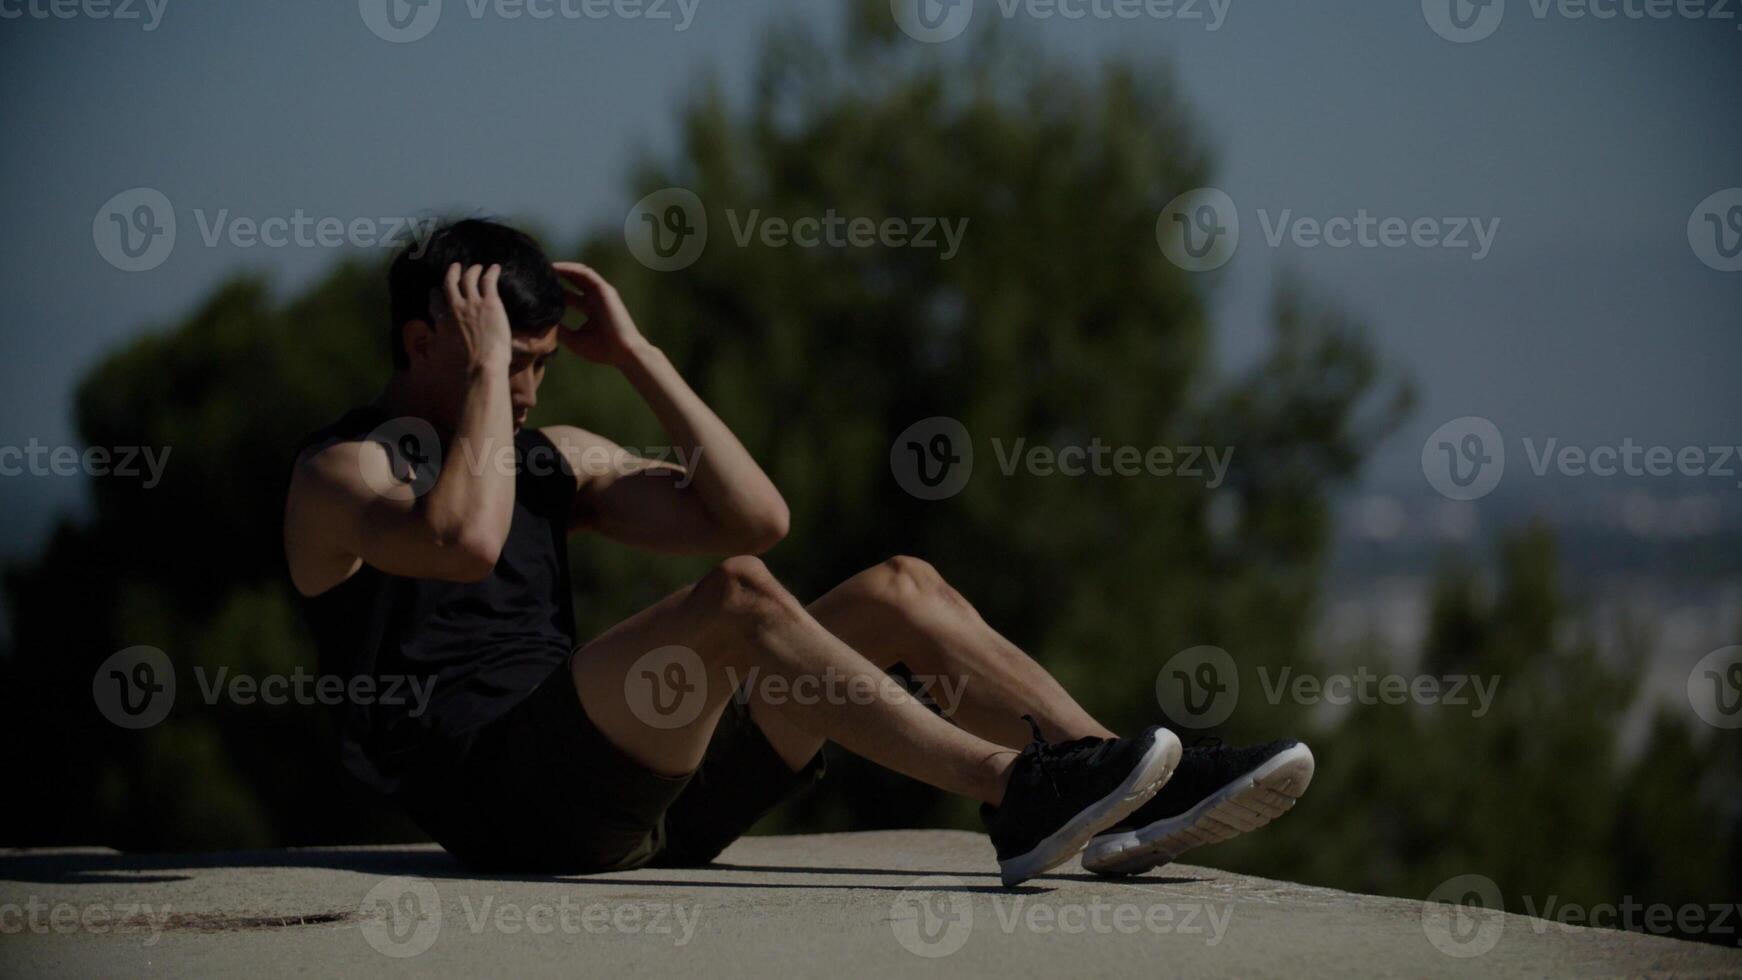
[394,659,826,874]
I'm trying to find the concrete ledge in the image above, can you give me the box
[2,831,1738,977]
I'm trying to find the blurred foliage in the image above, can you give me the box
[1,0,1733,943]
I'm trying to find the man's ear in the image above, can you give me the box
[400,319,436,366]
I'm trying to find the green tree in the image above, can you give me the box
[3,3,1410,856]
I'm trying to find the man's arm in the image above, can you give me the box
[548,262,789,556]
[284,264,516,595]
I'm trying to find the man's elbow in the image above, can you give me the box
[427,522,506,582]
[737,501,790,555]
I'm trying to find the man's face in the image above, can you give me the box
[507,326,561,432]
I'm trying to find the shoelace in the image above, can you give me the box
[1020,715,1061,799]
[1021,714,1107,799]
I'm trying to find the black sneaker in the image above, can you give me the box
[1080,738,1314,876]
[980,717,1182,887]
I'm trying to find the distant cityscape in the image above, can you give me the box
[1321,475,1742,749]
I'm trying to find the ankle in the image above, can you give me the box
[983,749,1019,806]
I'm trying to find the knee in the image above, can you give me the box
[860,555,952,608]
[695,555,795,634]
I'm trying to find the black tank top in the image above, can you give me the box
[293,406,577,795]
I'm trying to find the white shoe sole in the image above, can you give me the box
[997,728,1183,887]
[1080,742,1315,877]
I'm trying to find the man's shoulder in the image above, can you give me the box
[295,405,390,458]
[290,407,396,501]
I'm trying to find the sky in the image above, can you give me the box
[1,0,1738,561]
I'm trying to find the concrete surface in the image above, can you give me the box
[1,831,1738,978]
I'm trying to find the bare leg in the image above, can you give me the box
[807,556,1116,748]
[569,556,1017,804]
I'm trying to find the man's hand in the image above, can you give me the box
[545,260,788,555]
[553,261,647,366]
[433,262,513,373]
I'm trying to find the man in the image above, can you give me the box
[283,218,1313,886]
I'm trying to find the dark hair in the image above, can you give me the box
[387,218,565,368]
